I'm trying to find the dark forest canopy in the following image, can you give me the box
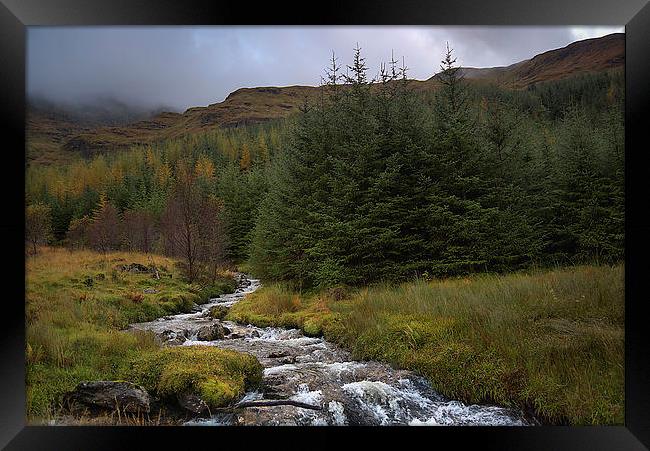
[26,46,624,287]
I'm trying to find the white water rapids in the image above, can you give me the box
[129,275,533,426]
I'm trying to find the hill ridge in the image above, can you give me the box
[27,33,624,165]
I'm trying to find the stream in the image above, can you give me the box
[130,274,533,426]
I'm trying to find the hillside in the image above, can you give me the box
[26,98,176,164]
[453,32,624,87]
[27,33,624,165]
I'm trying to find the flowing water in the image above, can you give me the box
[130,274,533,426]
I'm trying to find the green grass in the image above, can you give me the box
[26,247,241,421]
[227,265,624,425]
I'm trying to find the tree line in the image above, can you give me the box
[249,45,623,286]
[26,44,624,287]
[25,125,277,282]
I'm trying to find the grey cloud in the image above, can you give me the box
[27,26,623,111]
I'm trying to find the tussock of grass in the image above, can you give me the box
[26,247,241,421]
[127,347,263,409]
[227,283,337,336]
[228,265,624,425]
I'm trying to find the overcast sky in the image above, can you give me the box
[27,26,623,111]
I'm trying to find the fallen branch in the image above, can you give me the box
[233,399,322,411]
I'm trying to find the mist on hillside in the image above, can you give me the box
[27,26,623,112]
[28,95,178,127]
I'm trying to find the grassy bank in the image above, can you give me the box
[25,247,253,421]
[227,265,624,425]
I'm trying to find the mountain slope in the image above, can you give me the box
[27,33,624,165]
[453,33,623,87]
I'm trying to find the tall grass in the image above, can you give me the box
[25,247,236,421]
[227,265,624,424]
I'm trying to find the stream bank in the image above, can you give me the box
[130,274,533,426]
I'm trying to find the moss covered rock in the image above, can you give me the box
[208,305,229,320]
[126,347,262,411]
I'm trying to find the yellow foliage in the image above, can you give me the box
[239,143,251,171]
[155,162,171,186]
[258,133,269,163]
[145,146,156,168]
[195,155,215,179]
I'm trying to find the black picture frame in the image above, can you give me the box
[2,0,649,448]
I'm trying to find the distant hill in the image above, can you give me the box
[27,33,624,165]
[446,33,624,87]
[27,97,175,164]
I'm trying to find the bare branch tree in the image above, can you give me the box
[26,203,52,255]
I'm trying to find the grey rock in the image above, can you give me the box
[161,329,187,345]
[177,392,209,414]
[118,263,152,273]
[196,323,225,341]
[64,381,150,413]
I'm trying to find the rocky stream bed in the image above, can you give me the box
[124,274,534,426]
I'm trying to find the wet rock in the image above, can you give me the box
[196,323,225,341]
[279,356,296,365]
[63,381,150,413]
[161,329,187,345]
[248,329,261,338]
[235,406,300,426]
[177,392,209,414]
[162,328,187,338]
[222,325,232,335]
[268,350,290,359]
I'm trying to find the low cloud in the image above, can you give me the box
[27,26,623,111]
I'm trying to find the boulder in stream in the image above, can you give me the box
[177,392,209,414]
[249,329,261,338]
[63,381,151,413]
[196,323,226,341]
[161,329,187,346]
